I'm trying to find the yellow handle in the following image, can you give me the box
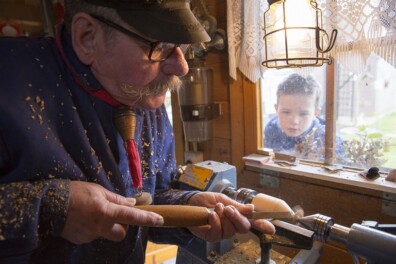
[134,205,210,227]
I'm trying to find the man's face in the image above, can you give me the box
[90,21,189,109]
[275,94,319,137]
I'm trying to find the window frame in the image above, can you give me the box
[253,64,338,163]
[243,62,396,194]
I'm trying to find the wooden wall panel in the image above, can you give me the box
[229,72,246,173]
[241,168,396,225]
[210,138,232,163]
[213,101,230,139]
[205,50,229,64]
[209,61,229,101]
[0,1,56,37]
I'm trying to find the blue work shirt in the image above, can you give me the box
[0,25,195,263]
[264,116,345,160]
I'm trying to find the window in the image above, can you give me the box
[336,54,396,169]
[257,0,396,171]
[259,55,396,170]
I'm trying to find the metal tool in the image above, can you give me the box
[298,213,396,264]
[251,219,314,264]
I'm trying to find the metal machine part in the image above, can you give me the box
[178,61,221,143]
[251,220,314,264]
[298,214,396,264]
[221,186,257,204]
[361,220,396,235]
[177,161,236,192]
[296,214,334,242]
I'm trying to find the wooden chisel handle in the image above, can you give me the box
[134,205,210,227]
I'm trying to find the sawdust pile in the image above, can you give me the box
[214,240,290,264]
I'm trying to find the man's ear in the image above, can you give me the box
[274,104,278,112]
[71,13,100,65]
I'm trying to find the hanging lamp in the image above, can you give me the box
[262,0,337,69]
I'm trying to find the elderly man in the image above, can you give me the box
[0,0,274,263]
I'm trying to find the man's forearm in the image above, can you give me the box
[0,179,70,257]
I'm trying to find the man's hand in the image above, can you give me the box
[187,192,275,242]
[60,181,163,245]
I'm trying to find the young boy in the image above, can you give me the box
[264,73,343,160]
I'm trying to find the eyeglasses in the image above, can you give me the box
[90,14,190,62]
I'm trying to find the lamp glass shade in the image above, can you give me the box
[263,0,333,68]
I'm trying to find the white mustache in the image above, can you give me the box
[120,76,182,103]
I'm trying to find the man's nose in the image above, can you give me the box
[161,48,189,77]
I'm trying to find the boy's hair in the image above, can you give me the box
[276,73,322,108]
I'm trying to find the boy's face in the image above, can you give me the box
[275,94,320,137]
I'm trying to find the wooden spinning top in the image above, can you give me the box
[113,105,136,141]
[113,106,143,191]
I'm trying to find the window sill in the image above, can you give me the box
[243,154,396,194]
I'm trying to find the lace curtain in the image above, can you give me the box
[227,0,396,82]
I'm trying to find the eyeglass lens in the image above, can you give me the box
[150,43,191,62]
